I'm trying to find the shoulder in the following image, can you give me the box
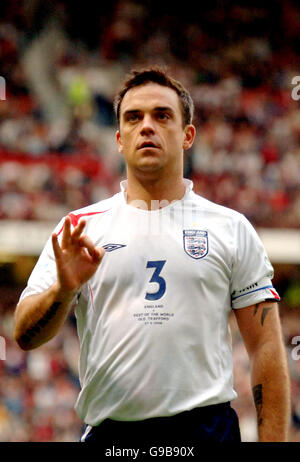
[189,190,244,224]
[68,194,118,218]
[55,193,122,233]
[187,191,259,245]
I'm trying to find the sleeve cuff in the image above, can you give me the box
[232,285,280,309]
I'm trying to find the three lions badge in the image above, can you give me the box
[183,230,208,259]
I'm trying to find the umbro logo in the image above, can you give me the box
[102,244,127,252]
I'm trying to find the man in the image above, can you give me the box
[14,67,290,444]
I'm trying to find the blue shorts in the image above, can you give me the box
[81,402,241,444]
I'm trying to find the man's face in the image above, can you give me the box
[116,83,195,177]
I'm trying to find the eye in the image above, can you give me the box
[125,113,140,122]
[157,112,169,120]
[128,114,138,122]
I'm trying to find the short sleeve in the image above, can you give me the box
[18,219,64,303]
[230,214,280,309]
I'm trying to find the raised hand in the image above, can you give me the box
[52,216,105,294]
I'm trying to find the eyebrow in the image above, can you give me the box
[154,106,174,113]
[123,106,175,118]
[123,109,140,118]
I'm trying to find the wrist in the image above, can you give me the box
[52,281,78,303]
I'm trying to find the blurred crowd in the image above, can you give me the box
[0,0,299,226]
[0,0,299,443]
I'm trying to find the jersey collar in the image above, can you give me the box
[120,178,194,202]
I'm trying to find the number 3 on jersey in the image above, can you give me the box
[145,260,166,301]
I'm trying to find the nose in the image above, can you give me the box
[140,115,155,136]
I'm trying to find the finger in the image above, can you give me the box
[78,234,97,257]
[52,232,63,260]
[71,218,86,242]
[92,246,106,262]
[61,216,72,248]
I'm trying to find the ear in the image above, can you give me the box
[183,124,196,150]
[116,130,123,154]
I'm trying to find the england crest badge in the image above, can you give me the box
[183,230,209,259]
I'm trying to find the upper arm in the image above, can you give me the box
[234,302,283,358]
[17,222,62,305]
[230,215,283,359]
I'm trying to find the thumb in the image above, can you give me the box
[93,246,106,262]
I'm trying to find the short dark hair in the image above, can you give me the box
[113,66,194,128]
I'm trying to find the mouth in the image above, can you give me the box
[138,141,160,149]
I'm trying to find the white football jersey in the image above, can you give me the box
[19,179,280,426]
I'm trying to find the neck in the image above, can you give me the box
[125,170,186,210]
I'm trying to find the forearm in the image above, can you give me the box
[250,339,291,442]
[14,282,76,350]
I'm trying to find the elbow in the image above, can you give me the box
[13,307,33,351]
[14,330,32,351]
[13,323,36,351]
[16,342,33,352]
[14,323,54,351]
[14,336,39,351]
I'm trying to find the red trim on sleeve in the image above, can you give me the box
[57,210,109,236]
[269,288,280,300]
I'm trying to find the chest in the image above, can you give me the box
[90,208,234,298]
